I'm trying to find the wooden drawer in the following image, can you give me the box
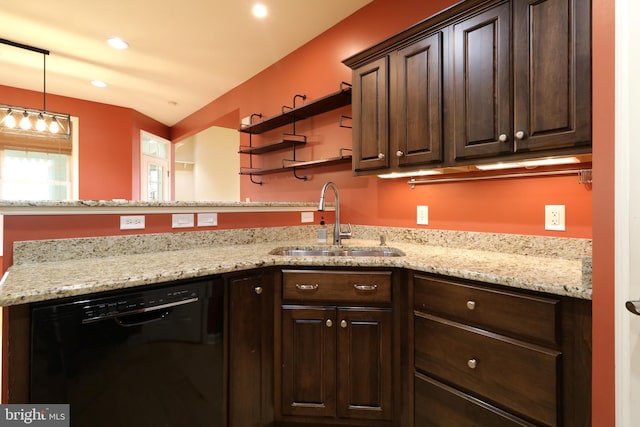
[415,313,560,427]
[414,275,559,346]
[415,373,537,427]
[282,269,391,304]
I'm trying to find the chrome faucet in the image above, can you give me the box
[318,181,352,245]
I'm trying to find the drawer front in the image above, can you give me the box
[282,270,391,304]
[414,275,559,346]
[415,373,537,427]
[415,313,560,427]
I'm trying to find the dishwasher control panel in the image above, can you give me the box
[81,285,201,323]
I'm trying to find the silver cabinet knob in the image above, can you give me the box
[498,134,508,142]
[626,300,640,315]
[515,131,526,140]
[326,319,333,327]
[254,286,263,295]
[466,300,476,310]
[467,358,478,369]
[340,320,348,328]
[396,150,405,157]
[378,153,385,159]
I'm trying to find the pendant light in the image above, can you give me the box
[0,38,71,139]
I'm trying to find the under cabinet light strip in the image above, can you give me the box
[407,169,593,188]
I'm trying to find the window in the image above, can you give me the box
[0,117,78,200]
[140,131,171,201]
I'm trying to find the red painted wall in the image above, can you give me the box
[591,0,616,424]
[172,0,592,239]
[0,85,170,200]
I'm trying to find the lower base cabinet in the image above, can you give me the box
[226,271,274,427]
[415,373,537,427]
[277,269,395,426]
[412,273,592,427]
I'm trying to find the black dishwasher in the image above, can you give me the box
[30,277,223,427]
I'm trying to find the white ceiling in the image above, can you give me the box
[0,0,372,126]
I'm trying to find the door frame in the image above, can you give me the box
[615,0,640,425]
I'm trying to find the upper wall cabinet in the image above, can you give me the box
[454,0,592,161]
[349,31,445,175]
[344,0,592,176]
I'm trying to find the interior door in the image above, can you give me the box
[616,0,640,424]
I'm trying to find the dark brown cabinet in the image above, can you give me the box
[453,0,591,161]
[352,57,390,172]
[412,274,592,427]
[452,1,512,160]
[350,30,445,174]
[226,272,274,427]
[393,32,445,168]
[345,0,592,176]
[278,269,394,425]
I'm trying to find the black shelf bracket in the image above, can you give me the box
[339,115,352,129]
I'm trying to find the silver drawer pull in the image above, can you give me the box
[353,284,378,292]
[254,286,263,295]
[467,358,478,369]
[295,283,319,291]
[466,300,476,310]
[326,319,333,327]
[340,320,348,328]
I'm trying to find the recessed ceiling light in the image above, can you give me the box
[107,37,129,50]
[91,80,108,88]
[252,3,267,18]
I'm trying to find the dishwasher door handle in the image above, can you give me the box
[626,300,640,316]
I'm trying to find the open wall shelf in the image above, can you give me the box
[239,83,352,135]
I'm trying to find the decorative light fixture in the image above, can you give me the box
[0,38,71,139]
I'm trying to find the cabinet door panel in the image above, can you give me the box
[394,32,444,167]
[352,57,390,172]
[513,0,591,151]
[453,2,512,160]
[281,306,336,418]
[337,308,392,421]
[228,274,273,427]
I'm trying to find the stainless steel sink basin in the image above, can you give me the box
[269,247,405,257]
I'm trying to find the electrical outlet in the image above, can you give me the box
[120,215,145,230]
[545,205,565,231]
[417,205,429,225]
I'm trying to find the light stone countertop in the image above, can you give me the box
[0,231,592,306]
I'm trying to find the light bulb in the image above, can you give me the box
[49,118,59,133]
[19,111,31,130]
[4,110,16,128]
[36,114,47,131]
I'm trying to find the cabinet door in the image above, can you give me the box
[512,0,591,152]
[393,32,444,168]
[452,2,512,160]
[227,274,273,427]
[337,307,392,421]
[281,306,337,418]
[352,56,390,172]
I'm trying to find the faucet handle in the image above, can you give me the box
[340,223,353,239]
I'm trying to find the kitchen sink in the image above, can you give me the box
[269,247,405,257]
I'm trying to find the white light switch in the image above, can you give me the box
[197,213,218,227]
[172,213,195,228]
[301,212,314,223]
